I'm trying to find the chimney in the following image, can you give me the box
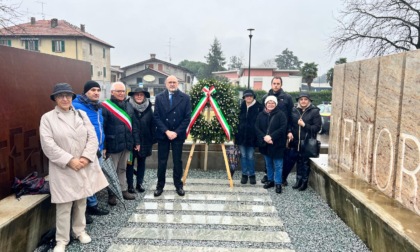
[51,18,58,28]
[80,24,85,32]
[31,17,36,25]
[150,53,156,59]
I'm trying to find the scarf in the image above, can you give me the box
[129,97,149,113]
[79,94,101,111]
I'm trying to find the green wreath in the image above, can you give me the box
[188,79,239,144]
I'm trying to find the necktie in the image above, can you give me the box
[169,93,173,107]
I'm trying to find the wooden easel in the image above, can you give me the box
[181,107,233,187]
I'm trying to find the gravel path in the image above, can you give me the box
[35,168,370,252]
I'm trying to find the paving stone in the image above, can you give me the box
[144,192,271,203]
[108,244,294,252]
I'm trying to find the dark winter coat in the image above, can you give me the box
[290,104,322,150]
[153,89,191,142]
[235,100,263,147]
[102,97,139,154]
[130,98,156,157]
[255,106,288,159]
[262,88,294,128]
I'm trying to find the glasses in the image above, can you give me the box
[55,93,73,100]
[113,90,125,93]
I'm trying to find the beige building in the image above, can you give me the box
[0,17,113,99]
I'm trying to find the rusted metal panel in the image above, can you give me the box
[0,46,90,199]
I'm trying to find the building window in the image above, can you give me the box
[89,43,92,55]
[137,77,143,84]
[158,78,165,84]
[253,80,263,90]
[158,64,163,71]
[52,40,65,52]
[187,76,191,83]
[147,64,154,69]
[0,39,11,46]
[103,48,105,58]
[24,40,39,51]
[103,67,106,78]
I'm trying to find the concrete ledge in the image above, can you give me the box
[309,154,420,252]
[0,193,55,252]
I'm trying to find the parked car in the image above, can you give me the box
[317,103,331,134]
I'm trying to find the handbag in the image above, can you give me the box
[301,131,321,158]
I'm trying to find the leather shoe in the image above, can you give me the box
[122,190,135,200]
[292,180,303,189]
[275,184,282,194]
[86,205,109,216]
[298,182,308,191]
[127,186,135,194]
[176,187,185,196]
[108,195,117,206]
[261,175,268,184]
[154,188,163,197]
[85,214,93,224]
[249,175,256,185]
[263,181,275,189]
[136,184,145,193]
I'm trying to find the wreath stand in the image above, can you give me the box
[182,107,234,187]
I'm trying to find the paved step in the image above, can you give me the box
[117,227,290,243]
[108,244,294,252]
[137,201,277,213]
[151,184,267,193]
[128,213,282,226]
[167,178,262,187]
[144,192,271,202]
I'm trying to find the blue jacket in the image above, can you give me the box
[72,95,105,151]
[153,89,191,142]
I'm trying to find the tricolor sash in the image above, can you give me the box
[102,99,132,132]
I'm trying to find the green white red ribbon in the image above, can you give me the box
[186,86,231,140]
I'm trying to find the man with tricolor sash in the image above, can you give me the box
[102,82,140,205]
[153,75,191,197]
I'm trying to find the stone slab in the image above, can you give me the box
[167,178,259,187]
[117,227,291,243]
[128,213,282,226]
[182,184,267,193]
[137,201,277,213]
[107,244,294,252]
[144,192,271,203]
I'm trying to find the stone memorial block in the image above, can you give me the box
[339,61,360,172]
[372,53,405,198]
[395,49,420,215]
[354,58,379,182]
[329,63,345,167]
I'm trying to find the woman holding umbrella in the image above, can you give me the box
[39,83,108,252]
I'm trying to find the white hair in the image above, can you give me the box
[110,82,125,91]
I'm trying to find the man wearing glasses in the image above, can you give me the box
[102,82,140,205]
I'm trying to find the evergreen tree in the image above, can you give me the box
[275,48,302,70]
[301,62,318,91]
[204,38,226,77]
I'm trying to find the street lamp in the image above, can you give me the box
[247,28,254,89]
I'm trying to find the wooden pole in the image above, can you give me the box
[204,143,208,171]
[221,143,234,188]
[182,142,196,185]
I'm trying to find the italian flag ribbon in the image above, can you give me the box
[102,99,132,132]
[186,86,231,140]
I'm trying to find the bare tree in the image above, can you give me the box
[0,1,22,33]
[329,0,420,57]
[258,58,277,68]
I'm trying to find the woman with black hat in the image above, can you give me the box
[39,83,108,252]
[289,93,322,191]
[126,87,156,193]
[235,89,263,184]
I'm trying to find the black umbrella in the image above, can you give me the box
[101,156,126,209]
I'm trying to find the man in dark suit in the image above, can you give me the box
[153,75,191,197]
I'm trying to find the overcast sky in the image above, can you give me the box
[16,0,357,74]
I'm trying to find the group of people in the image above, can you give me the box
[235,77,322,194]
[39,75,191,252]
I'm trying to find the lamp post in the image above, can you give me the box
[247,28,254,89]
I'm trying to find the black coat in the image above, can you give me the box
[262,88,294,129]
[235,100,263,147]
[255,107,288,158]
[153,89,191,142]
[102,97,139,154]
[290,104,322,150]
[130,99,156,157]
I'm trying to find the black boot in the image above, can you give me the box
[249,175,256,185]
[275,184,282,194]
[263,181,275,189]
[241,175,248,184]
[298,182,308,191]
[136,184,145,193]
[292,179,302,189]
[261,175,268,184]
[127,185,135,194]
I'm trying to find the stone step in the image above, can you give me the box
[137,201,277,213]
[108,244,294,252]
[117,227,291,243]
[128,213,282,227]
[143,192,271,203]
[167,178,261,187]
[154,184,267,193]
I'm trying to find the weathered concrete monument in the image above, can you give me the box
[311,49,420,251]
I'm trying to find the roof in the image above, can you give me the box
[121,67,170,81]
[0,19,113,48]
[122,57,193,74]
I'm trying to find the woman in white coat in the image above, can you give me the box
[39,83,108,252]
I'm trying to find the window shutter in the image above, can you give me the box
[25,41,28,49]
[52,41,56,52]
[61,41,65,52]
[35,41,38,51]
[7,40,11,46]
[103,67,106,78]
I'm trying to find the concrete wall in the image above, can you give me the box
[329,49,420,216]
